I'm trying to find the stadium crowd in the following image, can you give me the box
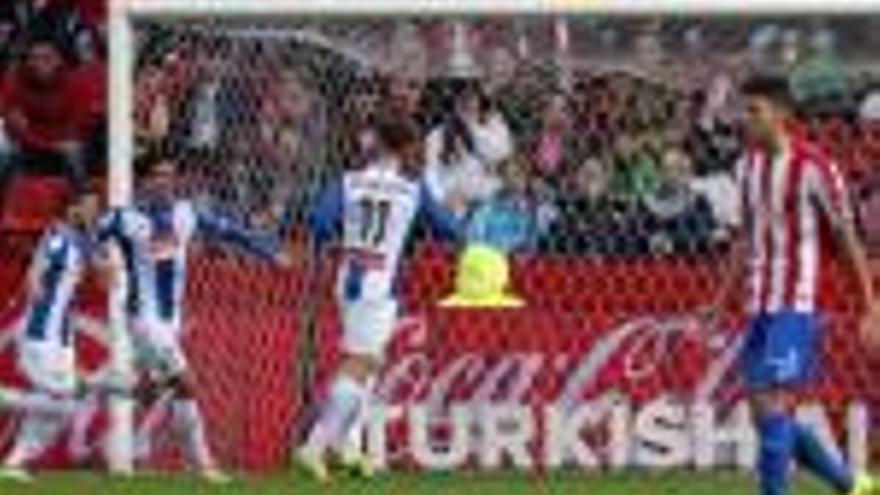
[0,0,105,224]
[129,19,880,259]
[4,15,880,258]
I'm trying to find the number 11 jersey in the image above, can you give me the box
[308,157,460,304]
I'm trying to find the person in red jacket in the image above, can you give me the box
[0,37,102,212]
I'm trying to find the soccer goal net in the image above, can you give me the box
[102,0,880,483]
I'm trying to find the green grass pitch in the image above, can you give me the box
[0,470,834,495]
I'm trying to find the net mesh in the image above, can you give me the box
[85,14,880,475]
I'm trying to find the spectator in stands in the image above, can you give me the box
[134,63,171,150]
[69,0,106,55]
[0,37,102,212]
[608,131,660,206]
[465,155,538,254]
[3,0,100,64]
[530,90,574,188]
[424,78,513,205]
[858,173,880,257]
[169,38,234,159]
[255,68,323,227]
[858,83,880,122]
[483,46,533,138]
[642,146,716,255]
[386,72,427,130]
[543,150,640,256]
[0,3,20,71]
[572,78,614,160]
[789,32,850,113]
[334,74,382,169]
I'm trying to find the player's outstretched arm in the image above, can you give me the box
[196,209,289,267]
[418,183,464,243]
[836,215,880,352]
[809,157,880,352]
[306,179,344,248]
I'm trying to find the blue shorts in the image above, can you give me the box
[741,311,822,391]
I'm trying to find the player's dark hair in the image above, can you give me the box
[741,75,795,110]
[375,117,421,154]
[135,145,177,180]
[55,184,99,217]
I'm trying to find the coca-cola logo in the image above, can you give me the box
[377,312,743,411]
[365,312,870,471]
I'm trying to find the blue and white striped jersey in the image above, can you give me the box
[22,224,92,347]
[98,200,279,326]
[309,158,460,303]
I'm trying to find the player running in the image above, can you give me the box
[98,150,289,483]
[295,118,462,482]
[0,191,101,482]
[707,75,880,495]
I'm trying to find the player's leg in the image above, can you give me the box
[298,355,372,481]
[166,373,227,482]
[1,343,78,480]
[297,299,395,480]
[745,312,859,495]
[340,374,375,464]
[132,320,229,483]
[331,355,378,476]
[133,382,173,461]
[132,316,185,461]
[129,320,166,463]
[334,298,397,470]
[67,392,101,462]
[749,389,797,495]
[1,410,68,481]
[781,314,865,494]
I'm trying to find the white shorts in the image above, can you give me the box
[131,316,188,378]
[341,298,399,358]
[19,340,76,395]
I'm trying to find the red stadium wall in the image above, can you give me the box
[0,244,878,471]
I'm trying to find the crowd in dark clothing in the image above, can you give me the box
[0,0,106,217]
[131,21,880,258]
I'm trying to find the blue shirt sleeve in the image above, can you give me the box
[33,231,68,295]
[418,183,461,242]
[196,209,280,261]
[42,231,69,267]
[307,179,344,245]
[95,208,124,244]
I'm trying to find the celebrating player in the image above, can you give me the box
[707,75,880,495]
[0,191,101,482]
[295,117,462,482]
[98,150,289,483]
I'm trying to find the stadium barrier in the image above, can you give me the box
[0,244,877,472]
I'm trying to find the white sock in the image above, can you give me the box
[106,395,135,474]
[68,394,99,461]
[4,412,67,468]
[338,376,374,460]
[303,374,365,458]
[171,399,216,471]
[135,392,173,460]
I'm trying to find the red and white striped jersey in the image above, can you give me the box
[736,136,854,314]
